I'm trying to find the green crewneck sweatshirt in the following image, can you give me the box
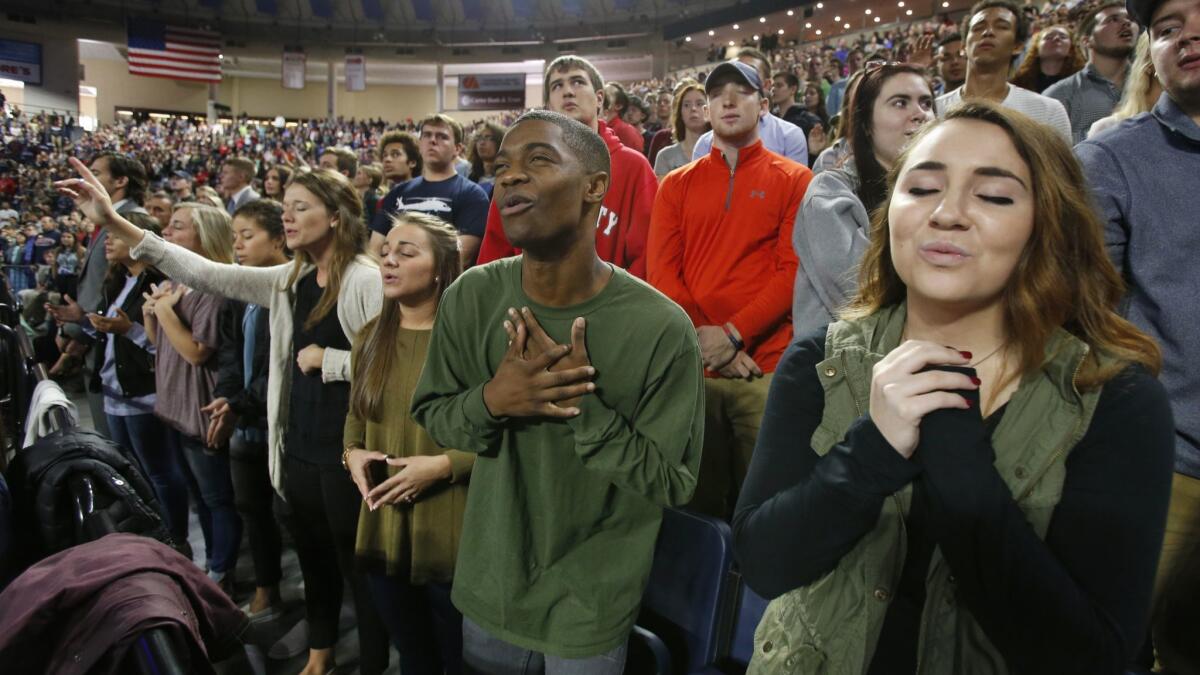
[411,256,705,658]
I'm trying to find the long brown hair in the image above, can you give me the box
[844,101,1160,390]
[349,212,461,423]
[1011,26,1087,91]
[670,83,709,143]
[847,63,934,216]
[284,169,368,330]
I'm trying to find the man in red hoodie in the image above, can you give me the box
[476,56,657,279]
[649,60,813,520]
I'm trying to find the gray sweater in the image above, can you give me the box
[791,161,870,339]
[1076,93,1200,477]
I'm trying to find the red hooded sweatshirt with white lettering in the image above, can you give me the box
[476,120,657,279]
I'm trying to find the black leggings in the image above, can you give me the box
[229,435,282,588]
[281,454,390,674]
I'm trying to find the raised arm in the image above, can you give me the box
[55,157,283,308]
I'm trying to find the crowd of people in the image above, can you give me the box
[1,0,1198,670]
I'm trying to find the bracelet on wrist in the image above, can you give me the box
[342,445,363,471]
[722,323,745,352]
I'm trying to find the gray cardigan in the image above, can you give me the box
[131,232,382,494]
[791,161,870,340]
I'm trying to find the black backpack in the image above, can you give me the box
[5,428,177,567]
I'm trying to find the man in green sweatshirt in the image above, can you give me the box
[411,109,704,674]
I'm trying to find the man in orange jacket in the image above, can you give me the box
[648,60,813,519]
[476,56,657,278]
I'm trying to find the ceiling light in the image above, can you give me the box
[874,16,881,21]
[817,2,824,8]
[728,40,735,45]
[685,36,692,41]
[906,9,913,14]
[733,23,740,29]
[777,28,785,34]
[843,22,850,28]
[865,9,872,14]
[898,1,905,5]
[815,29,823,34]
[805,22,812,28]
[752,34,759,40]
[759,17,766,23]
[708,29,715,36]
[787,9,794,16]
[942,1,949,6]
[834,15,841,20]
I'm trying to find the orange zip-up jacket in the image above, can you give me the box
[648,140,811,374]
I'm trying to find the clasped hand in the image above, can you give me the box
[869,341,979,459]
[482,306,594,419]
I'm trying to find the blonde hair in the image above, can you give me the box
[194,185,225,209]
[349,212,461,422]
[172,202,234,263]
[845,101,1160,394]
[1112,33,1158,120]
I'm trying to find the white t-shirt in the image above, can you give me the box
[937,84,1073,144]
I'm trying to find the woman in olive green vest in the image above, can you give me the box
[343,212,472,675]
[734,101,1173,674]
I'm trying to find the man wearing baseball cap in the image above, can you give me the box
[169,169,194,202]
[648,59,813,519]
[690,48,811,164]
[1077,0,1200,668]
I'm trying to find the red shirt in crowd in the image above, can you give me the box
[606,115,646,153]
[476,120,658,279]
[648,140,812,374]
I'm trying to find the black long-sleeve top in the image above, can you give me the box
[733,332,1174,674]
[211,298,269,432]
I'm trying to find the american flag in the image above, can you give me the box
[126,19,222,83]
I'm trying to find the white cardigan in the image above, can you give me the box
[131,232,382,495]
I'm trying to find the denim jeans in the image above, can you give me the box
[366,576,462,675]
[166,428,242,575]
[108,412,188,543]
[461,617,628,675]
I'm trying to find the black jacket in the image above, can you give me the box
[6,428,175,565]
[89,268,167,398]
[212,298,268,432]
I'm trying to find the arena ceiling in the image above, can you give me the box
[6,0,798,49]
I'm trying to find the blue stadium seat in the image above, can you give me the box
[724,572,769,671]
[632,507,734,674]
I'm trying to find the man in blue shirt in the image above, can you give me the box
[1076,0,1200,669]
[691,48,809,163]
[825,48,864,117]
[371,114,490,268]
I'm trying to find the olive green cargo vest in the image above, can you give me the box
[748,304,1103,675]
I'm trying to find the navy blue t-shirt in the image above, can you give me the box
[370,174,489,239]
